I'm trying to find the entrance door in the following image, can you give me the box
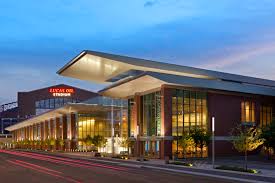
[144,140,160,159]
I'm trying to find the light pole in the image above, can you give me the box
[111,99,115,156]
[212,117,215,169]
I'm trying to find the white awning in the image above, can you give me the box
[6,103,120,132]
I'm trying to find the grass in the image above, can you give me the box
[170,161,193,167]
[216,165,259,174]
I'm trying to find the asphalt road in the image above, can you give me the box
[0,149,237,183]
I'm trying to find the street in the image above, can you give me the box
[0,150,236,183]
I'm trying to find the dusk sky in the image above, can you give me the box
[1,0,275,103]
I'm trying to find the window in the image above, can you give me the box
[260,106,272,127]
[172,89,208,136]
[128,98,135,137]
[241,101,255,123]
[172,89,208,158]
[142,92,161,136]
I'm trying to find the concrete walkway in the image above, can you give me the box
[61,152,275,177]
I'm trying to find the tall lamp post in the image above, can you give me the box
[111,99,115,156]
[212,117,215,169]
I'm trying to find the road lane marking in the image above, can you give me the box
[7,159,82,183]
[1,150,127,171]
[13,159,63,174]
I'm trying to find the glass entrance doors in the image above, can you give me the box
[144,140,160,159]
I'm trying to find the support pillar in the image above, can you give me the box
[160,86,173,159]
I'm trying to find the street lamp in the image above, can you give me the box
[212,117,215,169]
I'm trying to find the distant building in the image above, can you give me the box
[0,102,18,135]
[1,84,97,140]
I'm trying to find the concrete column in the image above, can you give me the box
[132,95,143,157]
[50,119,54,139]
[40,122,44,141]
[56,117,61,139]
[62,115,67,140]
[70,113,77,150]
[30,125,33,141]
[161,86,173,159]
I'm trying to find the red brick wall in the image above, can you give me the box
[208,91,275,156]
[18,84,98,121]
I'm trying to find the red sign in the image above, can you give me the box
[49,88,75,97]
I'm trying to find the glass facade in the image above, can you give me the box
[128,98,135,137]
[260,106,272,127]
[142,92,161,136]
[172,89,207,136]
[78,112,128,140]
[241,101,255,123]
[172,89,208,157]
[1,118,17,134]
[35,98,79,115]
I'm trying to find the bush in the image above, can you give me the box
[216,165,259,174]
[136,158,149,162]
[170,161,193,167]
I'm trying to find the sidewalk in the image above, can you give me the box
[60,152,275,177]
[24,150,275,183]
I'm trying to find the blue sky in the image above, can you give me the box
[0,0,275,103]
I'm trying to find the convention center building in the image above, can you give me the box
[6,50,275,159]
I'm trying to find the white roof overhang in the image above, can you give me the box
[58,50,275,88]
[100,75,166,98]
[6,103,119,132]
[57,51,213,84]
[99,72,275,98]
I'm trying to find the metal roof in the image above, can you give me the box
[99,72,275,98]
[58,50,275,88]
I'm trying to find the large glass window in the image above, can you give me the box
[142,92,161,136]
[128,99,135,137]
[78,114,104,140]
[172,89,208,136]
[78,110,128,141]
[260,106,272,127]
[35,98,79,115]
[172,89,208,158]
[241,101,255,123]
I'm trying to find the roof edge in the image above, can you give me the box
[57,50,87,75]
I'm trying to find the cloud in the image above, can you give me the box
[0,63,104,104]
[144,0,158,7]
[201,41,275,70]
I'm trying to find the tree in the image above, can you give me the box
[45,139,51,150]
[230,125,264,171]
[261,121,275,159]
[24,139,30,149]
[84,135,93,150]
[178,133,195,159]
[41,140,47,149]
[92,135,107,150]
[49,138,56,150]
[190,129,211,158]
[54,138,65,151]
[36,140,41,149]
[59,139,65,150]
[118,137,130,152]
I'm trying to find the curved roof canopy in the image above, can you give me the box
[100,72,275,98]
[58,50,275,98]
